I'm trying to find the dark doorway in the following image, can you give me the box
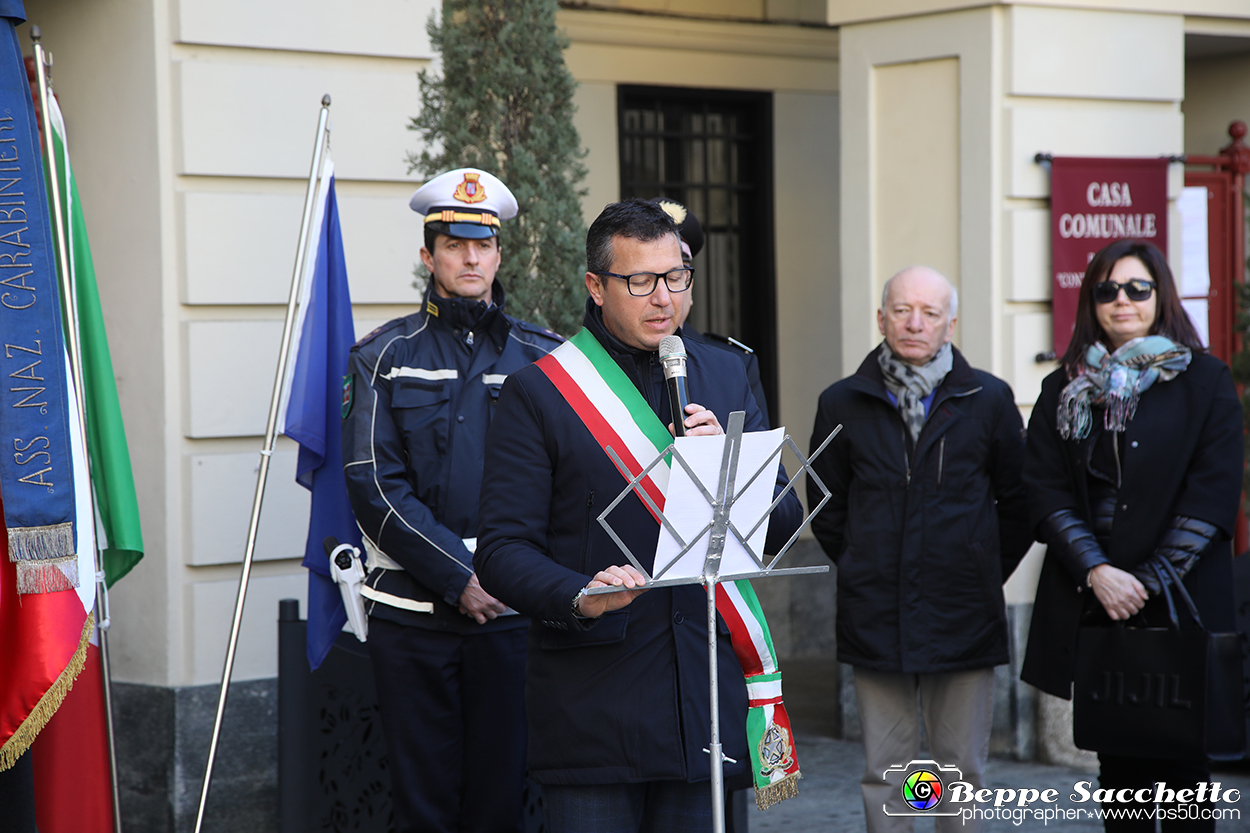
[618,86,777,422]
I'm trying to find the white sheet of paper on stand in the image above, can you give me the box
[651,427,785,580]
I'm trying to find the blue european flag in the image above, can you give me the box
[283,161,363,670]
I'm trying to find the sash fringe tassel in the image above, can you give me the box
[8,523,78,595]
[16,558,79,595]
[8,522,75,562]
[0,612,93,772]
[755,771,801,811]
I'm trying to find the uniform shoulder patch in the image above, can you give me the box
[341,373,354,418]
[703,331,754,354]
[515,319,566,344]
[353,316,407,348]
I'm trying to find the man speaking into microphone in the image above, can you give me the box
[476,199,803,832]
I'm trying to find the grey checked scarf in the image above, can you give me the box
[877,341,953,443]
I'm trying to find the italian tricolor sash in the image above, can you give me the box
[535,328,801,809]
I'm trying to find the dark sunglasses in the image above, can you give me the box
[1092,278,1156,304]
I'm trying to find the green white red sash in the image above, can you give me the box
[535,327,801,808]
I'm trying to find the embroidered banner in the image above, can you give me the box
[0,18,77,593]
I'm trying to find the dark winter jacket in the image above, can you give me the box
[341,280,562,634]
[1020,353,1243,698]
[474,301,803,786]
[807,345,1032,673]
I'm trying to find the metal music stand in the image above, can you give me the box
[585,412,841,833]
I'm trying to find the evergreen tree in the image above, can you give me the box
[409,0,589,335]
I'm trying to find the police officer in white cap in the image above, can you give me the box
[343,168,562,833]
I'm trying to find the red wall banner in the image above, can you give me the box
[1050,157,1169,356]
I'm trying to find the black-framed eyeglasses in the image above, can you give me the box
[1092,278,1156,304]
[594,267,694,297]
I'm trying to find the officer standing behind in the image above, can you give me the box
[342,168,562,833]
[650,197,771,427]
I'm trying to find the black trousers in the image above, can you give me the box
[1098,753,1215,832]
[369,618,528,833]
[0,748,37,832]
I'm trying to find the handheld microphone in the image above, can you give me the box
[659,335,690,437]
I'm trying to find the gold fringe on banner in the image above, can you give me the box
[15,556,79,595]
[7,522,75,562]
[754,771,801,811]
[0,612,93,772]
[8,522,79,595]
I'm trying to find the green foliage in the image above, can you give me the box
[408,0,589,336]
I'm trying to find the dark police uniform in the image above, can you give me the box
[341,167,562,833]
[684,327,770,428]
[649,197,772,430]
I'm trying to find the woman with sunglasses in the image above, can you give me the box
[1020,239,1243,831]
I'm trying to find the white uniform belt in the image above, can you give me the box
[360,585,434,613]
[363,536,476,572]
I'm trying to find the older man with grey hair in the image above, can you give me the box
[808,265,1032,833]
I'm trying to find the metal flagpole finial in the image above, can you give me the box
[322,94,331,107]
[29,25,40,41]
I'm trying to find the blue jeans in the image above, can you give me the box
[543,780,714,833]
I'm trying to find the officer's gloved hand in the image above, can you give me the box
[1129,515,1218,595]
[1038,509,1109,587]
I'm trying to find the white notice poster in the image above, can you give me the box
[652,427,785,581]
[1181,298,1210,348]
[1178,186,1210,298]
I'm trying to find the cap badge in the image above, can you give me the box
[453,173,487,205]
[658,200,687,224]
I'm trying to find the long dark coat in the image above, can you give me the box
[475,305,803,787]
[1019,352,1244,698]
[807,345,1032,673]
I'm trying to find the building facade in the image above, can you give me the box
[25,0,1250,828]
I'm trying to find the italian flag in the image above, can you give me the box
[8,89,143,831]
[536,329,801,808]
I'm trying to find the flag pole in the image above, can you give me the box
[192,95,332,833]
[30,28,123,833]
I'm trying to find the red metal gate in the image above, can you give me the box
[1185,121,1250,554]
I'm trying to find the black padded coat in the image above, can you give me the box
[1019,352,1243,698]
[807,345,1032,673]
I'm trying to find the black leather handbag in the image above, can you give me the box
[1072,560,1245,760]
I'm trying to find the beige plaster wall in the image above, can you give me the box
[872,57,962,311]
[31,0,434,687]
[774,91,840,435]
[839,6,1002,379]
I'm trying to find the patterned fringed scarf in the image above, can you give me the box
[1057,336,1191,440]
[877,341,953,443]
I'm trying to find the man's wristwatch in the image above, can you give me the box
[572,587,592,620]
